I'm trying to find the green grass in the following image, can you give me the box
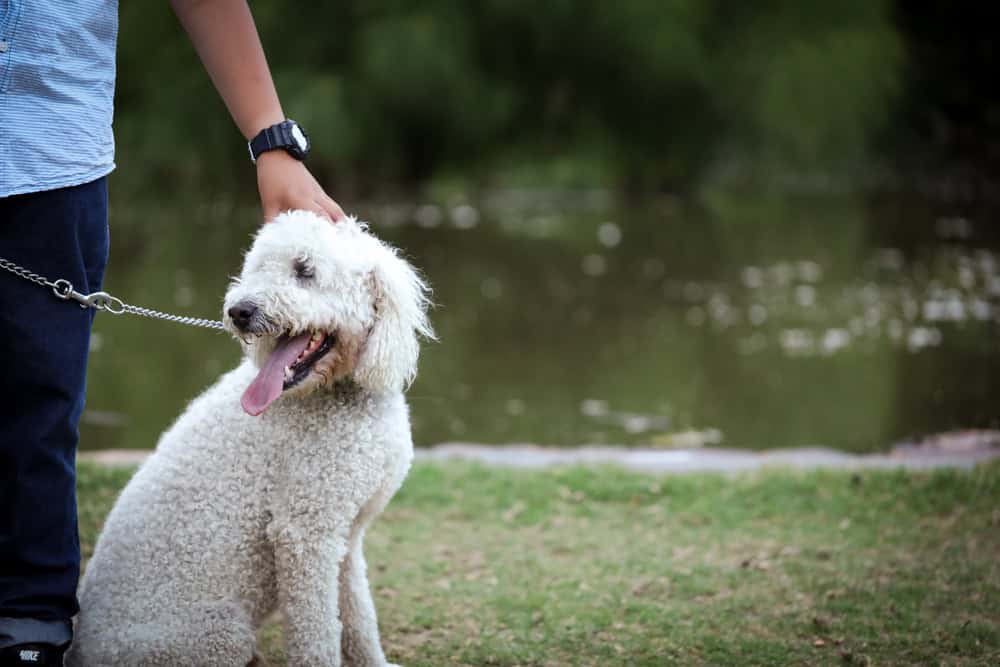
[77,461,1000,666]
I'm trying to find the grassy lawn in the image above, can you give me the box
[77,460,1000,666]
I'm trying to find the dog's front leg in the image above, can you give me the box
[273,524,350,666]
[339,533,398,667]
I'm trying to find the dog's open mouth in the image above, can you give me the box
[283,331,335,390]
[241,330,336,417]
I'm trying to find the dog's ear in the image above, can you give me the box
[354,246,434,392]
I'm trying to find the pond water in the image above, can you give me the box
[80,183,1000,453]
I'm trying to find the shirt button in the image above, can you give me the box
[0,41,9,53]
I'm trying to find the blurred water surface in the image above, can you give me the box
[80,185,999,453]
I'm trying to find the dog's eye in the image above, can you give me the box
[293,257,315,281]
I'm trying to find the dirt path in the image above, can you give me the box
[80,435,999,473]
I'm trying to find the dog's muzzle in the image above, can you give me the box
[228,300,260,333]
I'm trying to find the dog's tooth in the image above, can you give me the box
[284,366,293,380]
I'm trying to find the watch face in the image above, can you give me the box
[290,124,309,151]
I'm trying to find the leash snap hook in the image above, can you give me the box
[51,279,90,308]
[51,279,74,300]
[50,280,125,313]
[85,291,125,314]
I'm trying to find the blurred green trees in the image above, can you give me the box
[116,1,905,195]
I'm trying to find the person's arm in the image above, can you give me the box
[169,0,344,222]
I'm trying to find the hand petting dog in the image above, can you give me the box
[256,151,345,224]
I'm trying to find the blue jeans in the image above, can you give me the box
[0,178,109,648]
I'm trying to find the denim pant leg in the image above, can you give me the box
[0,178,109,648]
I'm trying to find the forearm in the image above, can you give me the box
[171,0,344,221]
[169,0,283,139]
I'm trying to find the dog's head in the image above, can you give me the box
[223,210,434,416]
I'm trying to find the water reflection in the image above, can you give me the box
[672,245,997,361]
[80,188,1000,453]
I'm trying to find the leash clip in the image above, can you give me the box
[51,279,125,314]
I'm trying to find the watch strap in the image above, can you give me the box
[248,120,308,163]
[249,124,287,163]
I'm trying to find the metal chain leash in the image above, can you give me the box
[0,256,52,288]
[0,256,224,331]
[117,302,224,330]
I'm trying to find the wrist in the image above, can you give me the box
[244,110,285,142]
[254,149,297,168]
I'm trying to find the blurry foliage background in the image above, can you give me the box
[113,1,997,198]
[83,1,1000,452]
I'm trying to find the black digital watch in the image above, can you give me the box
[248,120,310,163]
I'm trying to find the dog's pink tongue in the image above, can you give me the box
[241,333,312,416]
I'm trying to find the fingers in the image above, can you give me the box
[316,193,345,222]
[263,200,338,225]
[304,201,329,222]
[257,164,345,223]
[304,197,344,224]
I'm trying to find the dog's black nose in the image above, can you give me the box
[228,301,258,331]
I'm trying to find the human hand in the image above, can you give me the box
[256,150,345,223]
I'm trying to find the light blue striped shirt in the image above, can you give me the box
[0,0,119,198]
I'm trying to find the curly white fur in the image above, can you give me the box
[67,211,433,667]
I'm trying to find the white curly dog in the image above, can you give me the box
[67,211,433,667]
